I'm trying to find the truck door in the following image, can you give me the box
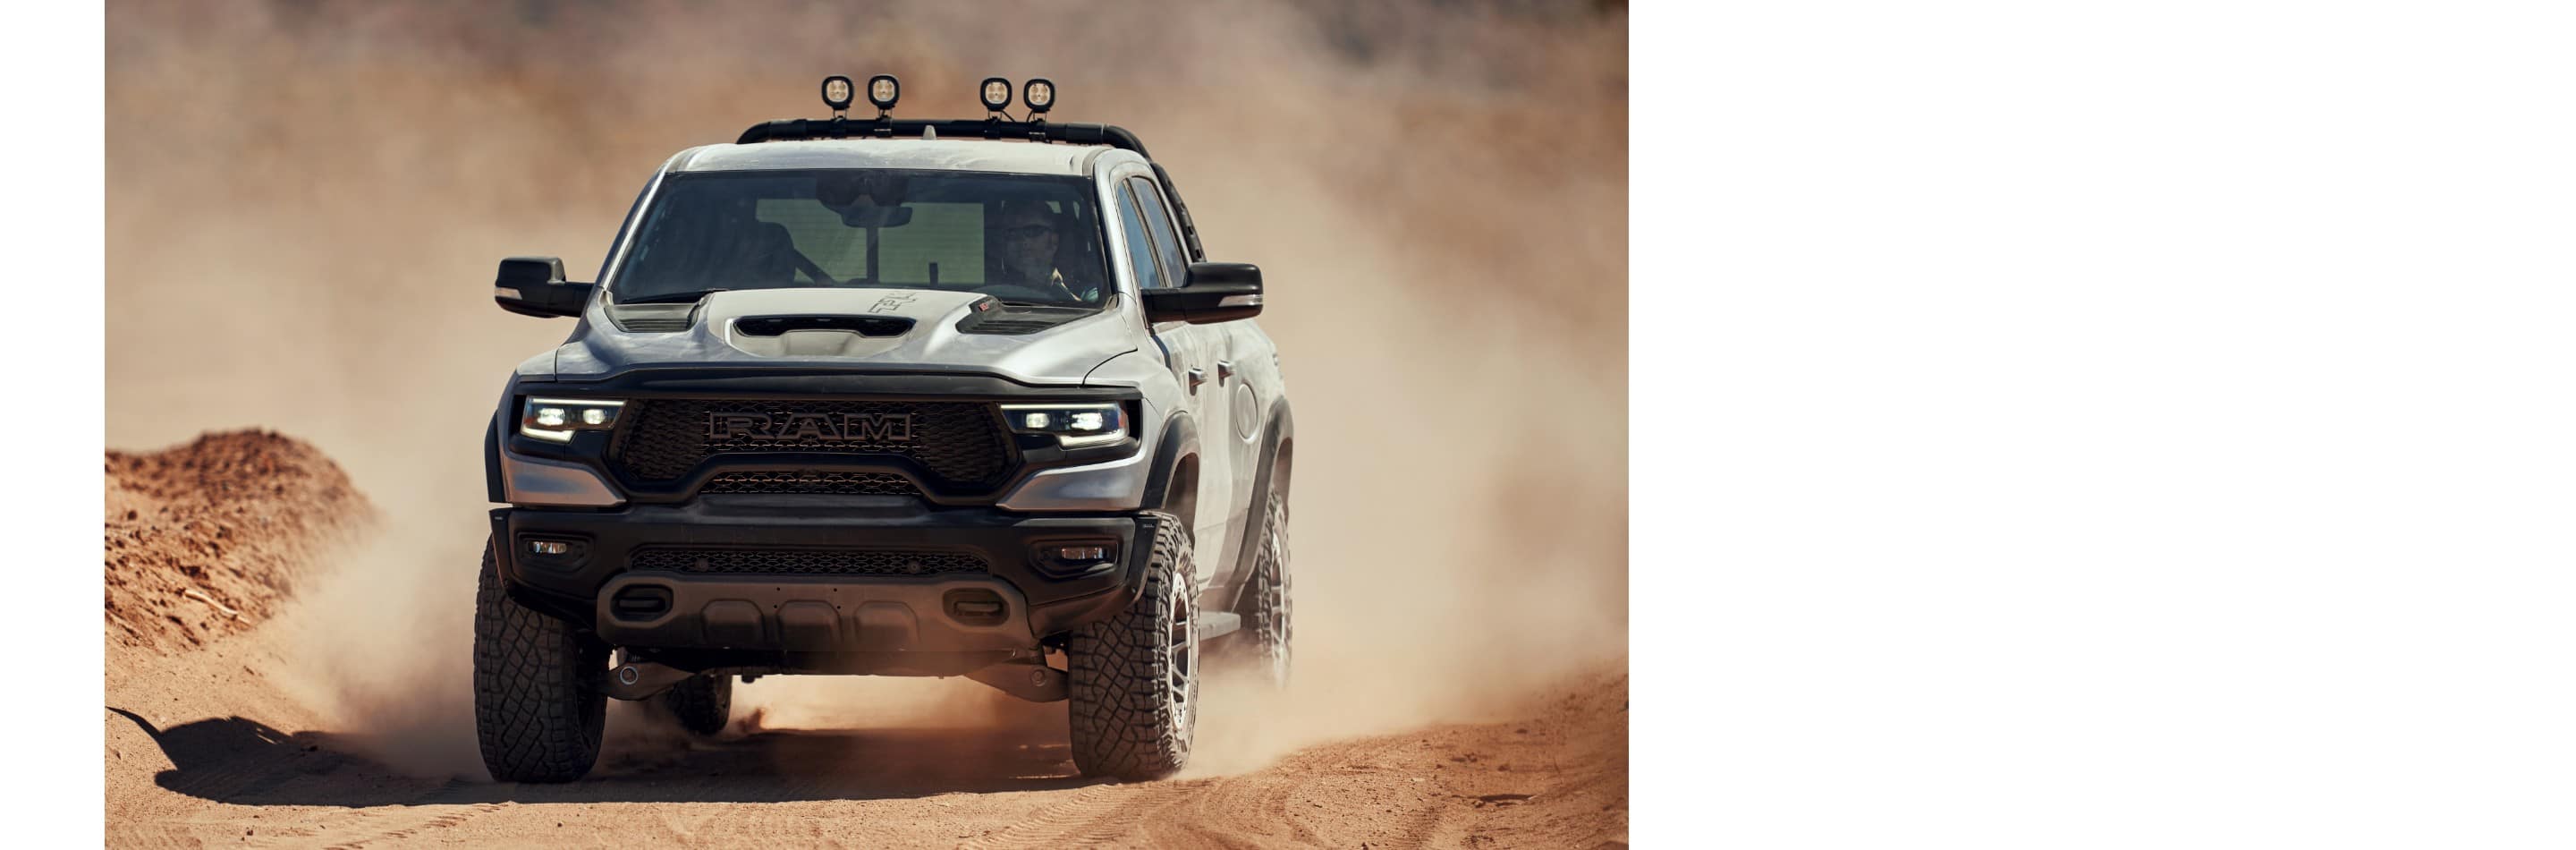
[1120,175,1235,575]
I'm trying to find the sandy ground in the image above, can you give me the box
[104,435,1627,848]
[106,633,1624,849]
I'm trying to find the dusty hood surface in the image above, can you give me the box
[547,288,1142,386]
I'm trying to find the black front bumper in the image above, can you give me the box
[492,496,1157,654]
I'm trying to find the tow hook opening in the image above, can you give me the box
[609,584,673,621]
[943,588,1008,626]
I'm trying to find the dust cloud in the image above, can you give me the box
[106,0,1626,777]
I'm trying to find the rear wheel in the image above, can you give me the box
[657,672,733,736]
[1066,511,1199,780]
[472,539,607,783]
[1239,488,1292,689]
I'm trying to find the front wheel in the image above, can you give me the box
[1066,511,1199,780]
[472,539,607,783]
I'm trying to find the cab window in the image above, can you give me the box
[1125,177,1189,289]
[1114,181,1170,291]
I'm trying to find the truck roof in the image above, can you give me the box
[671,139,1110,177]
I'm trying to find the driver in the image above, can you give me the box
[709,196,835,286]
[993,200,1095,302]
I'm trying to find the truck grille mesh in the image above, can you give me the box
[631,546,989,576]
[699,471,919,496]
[608,398,1014,490]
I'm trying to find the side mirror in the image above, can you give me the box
[494,256,596,318]
[1143,262,1263,324]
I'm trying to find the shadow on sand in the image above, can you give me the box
[107,705,1105,807]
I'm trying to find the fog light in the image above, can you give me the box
[1053,545,1108,561]
[530,540,570,556]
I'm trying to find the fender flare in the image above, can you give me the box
[1139,411,1200,517]
[484,411,506,504]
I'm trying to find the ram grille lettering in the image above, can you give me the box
[704,412,916,442]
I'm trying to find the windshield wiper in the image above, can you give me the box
[619,288,729,304]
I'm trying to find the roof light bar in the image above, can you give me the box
[979,77,1013,114]
[820,75,854,115]
[867,74,900,114]
[1022,78,1055,115]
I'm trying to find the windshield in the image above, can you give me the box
[609,170,1111,307]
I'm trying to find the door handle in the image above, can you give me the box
[1187,367,1207,392]
[1216,360,1235,382]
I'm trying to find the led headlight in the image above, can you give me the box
[1021,78,1054,114]
[1001,403,1128,447]
[867,74,900,111]
[521,397,626,443]
[980,77,1013,113]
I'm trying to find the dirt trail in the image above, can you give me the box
[103,436,1626,848]
[107,619,1623,848]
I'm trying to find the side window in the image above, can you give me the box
[1114,182,1169,291]
[1126,177,1190,288]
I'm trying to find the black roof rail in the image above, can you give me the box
[732,116,1205,263]
[735,117,1153,159]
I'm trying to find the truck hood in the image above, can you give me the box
[548,288,1140,386]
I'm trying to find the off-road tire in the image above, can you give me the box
[473,539,607,783]
[657,673,733,736]
[1066,511,1199,780]
[1239,488,1292,688]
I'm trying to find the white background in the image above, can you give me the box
[1644,1,2576,846]
[19,1,2576,846]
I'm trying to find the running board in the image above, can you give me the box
[1198,611,1241,642]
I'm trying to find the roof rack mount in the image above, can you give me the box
[735,117,1151,159]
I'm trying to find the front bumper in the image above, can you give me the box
[493,497,1160,654]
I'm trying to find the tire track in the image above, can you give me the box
[957,779,1209,849]
[242,781,502,850]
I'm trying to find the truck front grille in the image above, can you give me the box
[607,398,1014,492]
[631,546,989,576]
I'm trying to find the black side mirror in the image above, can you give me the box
[494,256,596,318]
[1143,262,1263,324]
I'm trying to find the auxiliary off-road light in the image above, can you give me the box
[521,397,626,443]
[1033,541,1119,576]
[979,77,1013,113]
[999,403,1127,447]
[867,74,900,111]
[1021,78,1054,114]
[820,75,855,112]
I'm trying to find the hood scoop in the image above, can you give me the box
[735,315,915,336]
[724,312,920,358]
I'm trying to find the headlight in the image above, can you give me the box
[1001,403,1128,447]
[521,397,626,443]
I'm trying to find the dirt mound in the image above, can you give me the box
[105,429,374,652]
